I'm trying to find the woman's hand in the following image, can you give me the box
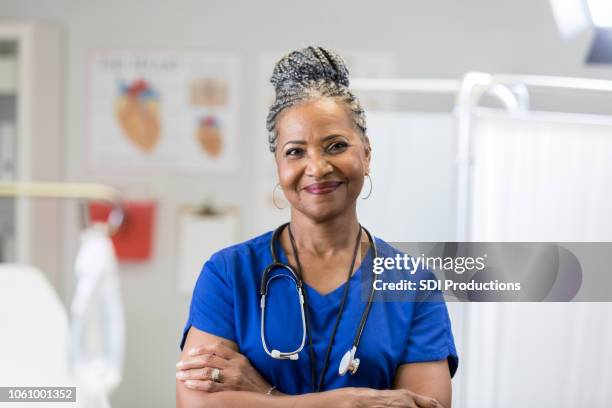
[349,387,442,408]
[176,342,274,394]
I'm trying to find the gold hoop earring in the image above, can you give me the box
[361,174,372,199]
[272,183,287,210]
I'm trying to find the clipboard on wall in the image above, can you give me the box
[176,205,239,297]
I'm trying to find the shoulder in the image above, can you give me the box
[371,235,427,266]
[210,230,273,262]
[203,230,275,280]
[370,235,440,286]
[194,230,275,290]
[371,235,405,258]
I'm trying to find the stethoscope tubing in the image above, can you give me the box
[260,273,307,359]
[260,222,378,387]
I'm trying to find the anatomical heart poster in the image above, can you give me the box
[87,50,239,173]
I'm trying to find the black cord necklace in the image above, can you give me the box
[286,223,363,392]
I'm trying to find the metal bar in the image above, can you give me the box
[0,181,124,234]
[351,75,612,94]
[491,75,612,93]
[0,182,121,205]
[351,78,461,93]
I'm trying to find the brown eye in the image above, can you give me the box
[285,147,304,157]
[327,141,348,153]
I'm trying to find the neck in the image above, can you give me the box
[288,206,361,257]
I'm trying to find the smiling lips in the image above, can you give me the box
[304,181,343,195]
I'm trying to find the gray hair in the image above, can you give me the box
[266,46,367,153]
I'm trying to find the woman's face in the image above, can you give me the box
[274,97,371,223]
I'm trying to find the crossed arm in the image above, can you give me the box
[176,327,451,408]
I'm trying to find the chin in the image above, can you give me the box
[300,203,355,224]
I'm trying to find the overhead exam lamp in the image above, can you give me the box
[550,0,612,63]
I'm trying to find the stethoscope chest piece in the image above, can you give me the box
[338,346,360,376]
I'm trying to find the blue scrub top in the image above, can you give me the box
[180,230,458,394]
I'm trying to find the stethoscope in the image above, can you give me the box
[260,222,378,391]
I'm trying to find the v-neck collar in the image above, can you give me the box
[273,232,367,304]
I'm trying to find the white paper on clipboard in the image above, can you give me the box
[176,208,239,297]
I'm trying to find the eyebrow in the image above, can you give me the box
[282,134,346,148]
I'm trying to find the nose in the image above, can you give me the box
[305,152,333,179]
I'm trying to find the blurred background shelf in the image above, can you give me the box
[0,23,63,289]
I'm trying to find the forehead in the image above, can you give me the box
[276,98,355,139]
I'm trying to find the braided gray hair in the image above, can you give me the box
[266,46,367,153]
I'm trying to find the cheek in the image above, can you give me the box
[276,161,301,190]
[343,154,366,179]
[343,158,367,194]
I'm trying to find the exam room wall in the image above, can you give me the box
[1,0,611,406]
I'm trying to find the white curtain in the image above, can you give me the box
[357,112,468,406]
[358,109,612,408]
[469,108,612,242]
[358,112,457,242]
[462,108,612,408]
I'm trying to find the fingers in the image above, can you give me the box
[187,342,237,360]
[183,379,227,393]
[176,367,215,382]
[412,393,439,408]
[176,353,229,371]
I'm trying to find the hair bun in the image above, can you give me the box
[270,46,350,91]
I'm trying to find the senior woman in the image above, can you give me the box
[176,46,458,408]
